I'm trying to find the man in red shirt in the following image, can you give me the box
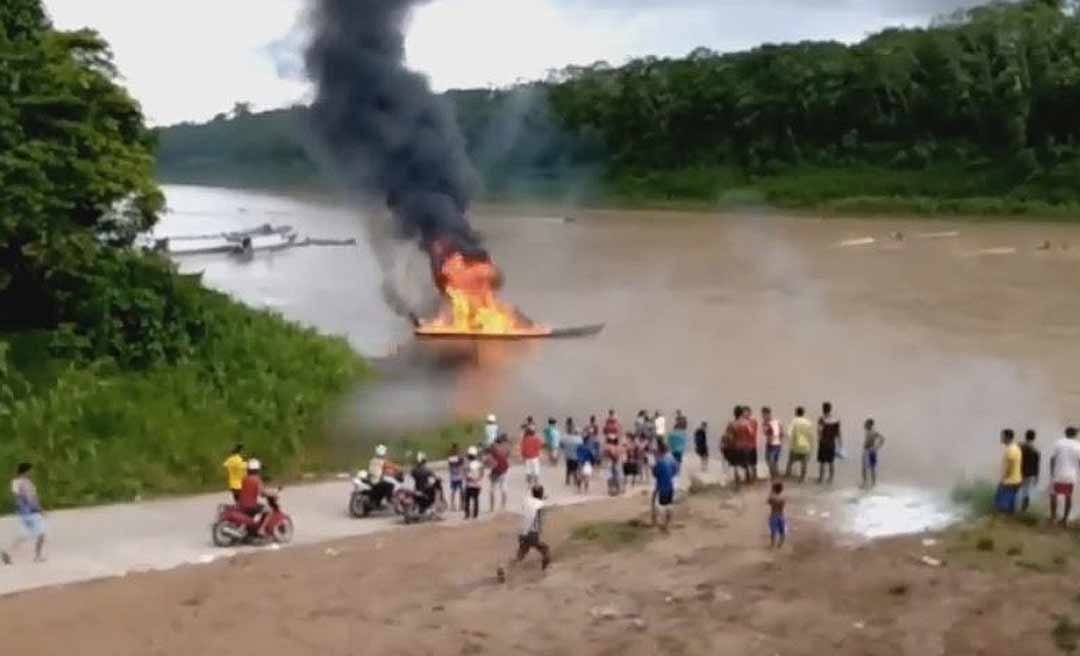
[236,459,276,535]
[521,428,544,487]
[733,407,758,486]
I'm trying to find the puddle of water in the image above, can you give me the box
[827,484,961,539]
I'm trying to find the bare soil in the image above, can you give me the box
[3,485,1075,656]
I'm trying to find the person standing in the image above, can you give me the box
[746,407,760,482]
[669,410,689,469]
[2,463,46,565]
[488,437,511,512]
[861,419,886,489]
[652,443,678,532]
[1049,427,1080,526]
[762,407,784,479]
[464,446,483,519]
[543,417,562,465]
[484,414,500,448]
[576,434,597,493]
[767,481,787,549]
[1018,429,1040,513]
[521,428,544,488]
[995,429,1023,515]
[223,444,247,502]
[694,421,710,472]
[816,402,841,485]
[654,410,667,442]
[734,407,756,486]
[722,406,741,482]
[561,418,583,487]
[447,443,465,512]
[786,407,814,482]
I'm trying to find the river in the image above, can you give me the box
[159,184,1080,491]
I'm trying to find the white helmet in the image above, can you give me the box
[467,446,479,457]
[416,452,427,464]
[375,444,388,457]
[247,458,262,471]
[487,414,497,423]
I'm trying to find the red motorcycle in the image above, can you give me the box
[211,493,294,547]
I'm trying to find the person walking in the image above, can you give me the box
[1049,427,1080,526]
[786,407,814,482]
[1018,429,1040,513]
[762,407,784,479]
[816,402,841,484]
[223,444,247,502]
[2,463,46,565]
[861,419,886,489]
[561,418,583,487]
[513,485,551,571]
[652,443,678,532]
[995,429,1023,515]
[694,421,710,472]
[463,446,483,519]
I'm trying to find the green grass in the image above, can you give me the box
[1053,615,1080,653]
[570,519,651,549]
[0,288,370,510]
[951,479,998,518]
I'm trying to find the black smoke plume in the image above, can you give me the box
[304,0,485,265]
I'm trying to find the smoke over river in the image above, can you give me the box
[304,0,485,315]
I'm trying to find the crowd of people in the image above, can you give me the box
[995,425,1080,525]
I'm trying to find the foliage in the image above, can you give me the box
[1,5,164,329]
[157,0,1080,214]
[570,520,651,548]
[951,479,998,517]
[0,289,369,510]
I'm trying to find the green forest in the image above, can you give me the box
[0,1,368,509]
[159,0,1080,216]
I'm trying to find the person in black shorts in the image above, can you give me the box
[694,421,709,472]
[817,402,841,484]
[722,406,741,475]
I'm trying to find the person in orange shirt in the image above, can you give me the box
[521,428,544,487]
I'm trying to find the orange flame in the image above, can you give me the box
[416,251,551,337]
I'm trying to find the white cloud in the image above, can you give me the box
[42,0,978,126]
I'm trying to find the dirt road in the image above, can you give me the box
[0,458,605,597]
[2,480,1072,656]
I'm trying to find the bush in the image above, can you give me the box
[0,288,369,510]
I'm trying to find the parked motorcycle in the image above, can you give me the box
[211,493,294,547]
[349,470,404,518]
[394,475,447,524]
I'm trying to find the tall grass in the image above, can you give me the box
[0,289,369,510]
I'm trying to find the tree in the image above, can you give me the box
[1,1,164,340]
[232,101,254,118]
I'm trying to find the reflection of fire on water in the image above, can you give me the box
[414,243,552,338]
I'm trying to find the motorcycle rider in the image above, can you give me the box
[367,444,395,507]
[237,459,276,536]
[411,452,438,514]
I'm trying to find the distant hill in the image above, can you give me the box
[155,1,1080,216]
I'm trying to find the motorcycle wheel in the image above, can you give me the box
[271,517,295,544]
[211,520,235,548]
[348,493,369,518]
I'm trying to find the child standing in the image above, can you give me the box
[768,481,786,549]
[576,435,596,493]
[447,443,464,512]
[861,419,886,489]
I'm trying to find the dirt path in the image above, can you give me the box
[0,458,613,596]
[2,481,1073,656]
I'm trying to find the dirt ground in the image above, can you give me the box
[3,484,1077,656]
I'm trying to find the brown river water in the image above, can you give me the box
[160,184,1080,500]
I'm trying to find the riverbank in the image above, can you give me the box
[0,287,369,512]
[3,481,1074,655]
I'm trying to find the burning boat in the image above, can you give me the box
[412,242,601,340]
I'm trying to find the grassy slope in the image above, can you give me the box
[0,288,370,510]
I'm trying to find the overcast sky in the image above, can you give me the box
[43,0,981,126]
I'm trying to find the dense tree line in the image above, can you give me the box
[157,0,1080,211]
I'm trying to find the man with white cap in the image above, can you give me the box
[484,414,500,448]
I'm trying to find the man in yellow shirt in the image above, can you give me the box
[785,407,815,483]
[223,444,247,502]
[995,430,1023,514]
